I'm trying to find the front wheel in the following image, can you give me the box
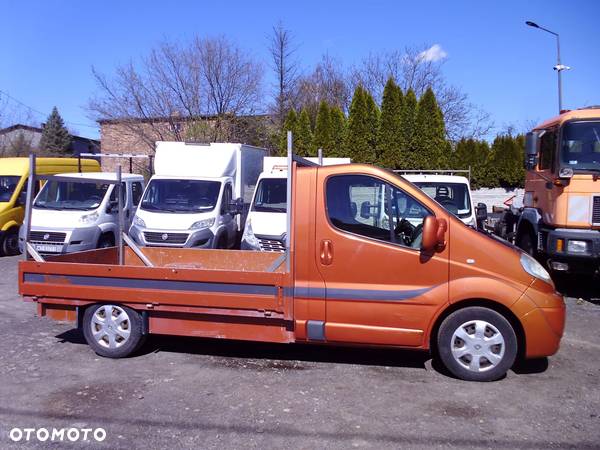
[2,228,20,256]
[437,307,518,381]
[82,304,145,358]
[517,230,536,257]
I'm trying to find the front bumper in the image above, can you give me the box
[19,226,102,254]
[129,224,215,249]
[545,228,600,274]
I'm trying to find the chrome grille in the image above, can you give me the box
[28,231,66,244]
[259,238,285,252]
[592,196,600,225]
[144,231,189,244]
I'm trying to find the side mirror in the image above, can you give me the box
[16,190,27,206]
[476,202,488,222]
[421,215,447,252]
[228,198,244,215]
[524,131,539,170]
[360,201,372,219]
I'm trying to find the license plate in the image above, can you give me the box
[34,244,62,253]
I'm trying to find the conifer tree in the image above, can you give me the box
[414,87,447,169]
[344,86,371,163]
[377,78,403,168]
[279,109,298,155]
[312,101,332,154]
[329,106,347,157]
[39,107,72,154]
[365,91,380,164]
[295,108,313,156]
[400,89,418,169]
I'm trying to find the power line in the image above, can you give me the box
[0,89,98,129]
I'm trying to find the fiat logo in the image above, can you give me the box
[43,233,50,240]
[161,233,168,241]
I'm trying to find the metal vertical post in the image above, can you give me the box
[23,154,36,260]
[556,34,563,112]
[116,165,124,265]
[285,131,292,272]
[318,148,323,166]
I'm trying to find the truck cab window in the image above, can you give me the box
[326,175,430,249]
[539,129,556,171]
[132,182,143,206]
[221,183,232,215]
[109,182,127,205]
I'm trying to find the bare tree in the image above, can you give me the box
[295,54,351,120]
[268,21,299,128]
[88,36,264,150]
[350,46,494,141]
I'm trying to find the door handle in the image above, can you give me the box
[320,239,334,265]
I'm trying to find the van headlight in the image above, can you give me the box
[79,211,99,224]
[189,217,215,230]
[241,219,261,250]
[520,252,553,286]
[133,215,146,228]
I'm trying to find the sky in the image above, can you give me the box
[1,0,599,140]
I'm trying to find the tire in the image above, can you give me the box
[82,304,145,358]
[437,307,518,382]
[97,233,115,249]
[2,228,20,256]
[517,230,536,257]
[216,234,228,249]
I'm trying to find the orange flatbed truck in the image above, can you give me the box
[19,149,566,382]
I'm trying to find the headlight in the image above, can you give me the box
[520,252,553,286]
[241,219,261,250]
[133,215,146,228]
[189,217,215,230]
[567,240,588,254]
[79,211,99,224]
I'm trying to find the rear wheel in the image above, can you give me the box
[82,304,145,358]
[97,233,115,249]
[2,228,20,256]
[437,307,518,381]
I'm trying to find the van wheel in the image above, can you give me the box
[97,233,115,249]
[517,230,536,257]
[216,234,228,249]
[2,228,20,256]
[82,304,145,358]
[437,307,517,382]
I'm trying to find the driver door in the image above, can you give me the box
[314,171,449,347]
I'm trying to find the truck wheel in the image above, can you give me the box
[82,304,145,358]
[517,231,536,257]
[437,307,517,382]
[97,233,115,249]
[2,228,20,256]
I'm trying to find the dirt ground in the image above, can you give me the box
[0,254,598,449]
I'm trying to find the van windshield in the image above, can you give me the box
[413,182,472,219]
[560,121,600,173]
[34,180,110,211]
[140,179,221,213]
[0,176,20,202]
[252,178,287,213]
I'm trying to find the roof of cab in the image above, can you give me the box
[402,173,470,185]
[0,157,99,176]
[534,106,600,130]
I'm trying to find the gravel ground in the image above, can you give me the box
[0,254,598,449]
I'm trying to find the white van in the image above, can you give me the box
[402,174,477,227]
[19,172,144,254]
[242,157,350,251]
[129,142,265,249]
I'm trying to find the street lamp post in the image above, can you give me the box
[526,21,569,113]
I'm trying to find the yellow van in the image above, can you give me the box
[0,157,100,255]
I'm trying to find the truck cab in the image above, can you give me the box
[517,106,600,275]
[129,142,265,249]
[0,157,99,255]
[19,172,144,255]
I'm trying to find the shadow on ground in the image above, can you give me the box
[555,274,600,303]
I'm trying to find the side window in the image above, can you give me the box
[539,129,556,171]
[109,183,126,204]
[221,183,232,215]
[326,175,431,249]
[131,182,143,206]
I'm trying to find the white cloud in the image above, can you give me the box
[418,44,448,62]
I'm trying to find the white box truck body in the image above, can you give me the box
[130,142,266,249]
[241,157,350,251]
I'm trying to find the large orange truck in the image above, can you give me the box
[504,107,600,277]
[18,153,565,381]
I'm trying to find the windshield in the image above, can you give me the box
[414,182,472,219]
[140,179,221,213]
[34,180,110,211]
[0,176,20,202]
[252,178,287,213]
[560,121,600,172]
